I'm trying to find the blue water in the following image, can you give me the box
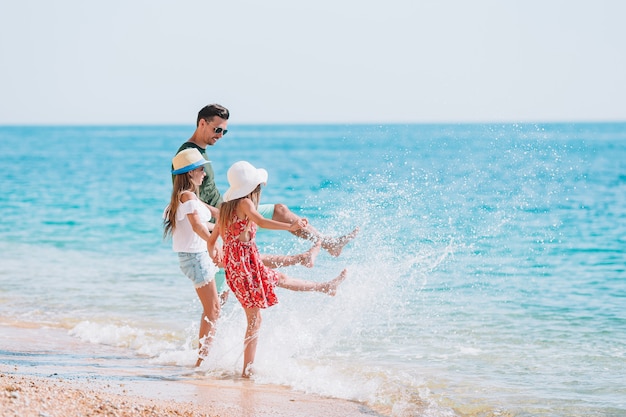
[1,123,625,416]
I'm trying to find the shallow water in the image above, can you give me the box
[1,123,625,416]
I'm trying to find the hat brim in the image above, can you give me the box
[172,159,210,175]
[223,168,268,202]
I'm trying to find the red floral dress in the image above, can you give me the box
[223,215,280,309]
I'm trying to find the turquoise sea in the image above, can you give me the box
[0,123,625,416]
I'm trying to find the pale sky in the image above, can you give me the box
[1,0,625,125]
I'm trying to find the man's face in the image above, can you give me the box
[200,116,228,146]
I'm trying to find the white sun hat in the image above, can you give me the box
[223,161,269,202]
[171,148,210,175]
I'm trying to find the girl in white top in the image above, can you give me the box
[164,148,219,367]
[164,148,322,367]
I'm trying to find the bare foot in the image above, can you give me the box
[321,269,348,296]
[322,227,359,257]
[242,362,255,378]
[195,344,210,367]
[300,240,322,268]
[194,350,207,367]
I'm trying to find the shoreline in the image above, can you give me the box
[1,324,386,417]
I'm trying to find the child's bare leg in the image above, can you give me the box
[318,268,348,296]
[321,227,360,257]
[260,240,321,269]
[300,240,322,268]
[242,307,262,378]
[194,281,220,367]
[276,269,348,296]
[271,204,358,257]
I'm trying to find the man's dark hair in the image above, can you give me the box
[197,104,230,126]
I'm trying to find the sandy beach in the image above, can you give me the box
[1,371,382,417]
[1,372,206,417]
[0,324,385,417]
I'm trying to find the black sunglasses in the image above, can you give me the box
[204,119,228,136]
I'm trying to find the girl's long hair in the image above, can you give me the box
[163,172,198,238]
[217,184,262,235]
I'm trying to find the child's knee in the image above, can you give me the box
[272,204,295,221]
[204,303,220,321]
[247,311,262,329]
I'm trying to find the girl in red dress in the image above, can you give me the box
[207,161,347,378]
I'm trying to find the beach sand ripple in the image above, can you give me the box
[1,373,210,417]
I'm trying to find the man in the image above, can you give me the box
[176,103,358,257]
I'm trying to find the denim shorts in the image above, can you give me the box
[178,251,218,289]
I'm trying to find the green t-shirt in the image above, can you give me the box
[175,142,223,208]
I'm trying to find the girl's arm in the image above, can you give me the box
[187,212,212,241]
[239,199,307,232]
[206,225,223,265]
[181,191,213,240]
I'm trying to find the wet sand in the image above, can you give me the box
[0,324,384,417]
[0,371,381,417]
